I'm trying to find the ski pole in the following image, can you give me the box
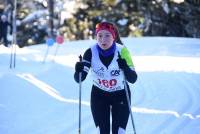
[43,46,50,63]
[13,44,17,68]
[53,44,60,62]
[9,44,14,69]
[118,52,136,134]
[10,0,17,69]
[13,0,17,68]
[78,55,82,134]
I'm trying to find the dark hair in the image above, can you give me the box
[96,21,124,45]
[112,23,123,45]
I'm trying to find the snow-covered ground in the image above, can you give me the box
[0,37,200,134]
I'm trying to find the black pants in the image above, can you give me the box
[0,34,8,47]
[91,85,131,134]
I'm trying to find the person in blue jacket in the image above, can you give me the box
[74,22,137,134]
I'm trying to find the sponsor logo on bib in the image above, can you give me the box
[110,70,120,76]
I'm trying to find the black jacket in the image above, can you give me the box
[74,48,137,84]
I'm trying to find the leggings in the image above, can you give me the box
[91,85,131,134]
[0,34,8,47]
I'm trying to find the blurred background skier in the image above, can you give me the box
[0,14,12,47]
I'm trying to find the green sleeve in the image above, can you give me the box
[120,47,135,67]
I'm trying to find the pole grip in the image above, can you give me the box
[118,51,121,59]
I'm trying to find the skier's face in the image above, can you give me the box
[96,30,114,50]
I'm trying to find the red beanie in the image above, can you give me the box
[96,22,116,39]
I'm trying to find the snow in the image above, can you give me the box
[0,37,200,134]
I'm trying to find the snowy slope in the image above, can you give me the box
[0,37,200,134]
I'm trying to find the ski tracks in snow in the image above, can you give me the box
[170,74,200,134]
[136,72,200,134]
[16,73,90,106]
[16,73,200,121]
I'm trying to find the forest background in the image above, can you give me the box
[0,0,199,47]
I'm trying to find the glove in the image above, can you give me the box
[75,62,84,73]
[117,58,129,70]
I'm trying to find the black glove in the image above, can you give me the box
[75,62,84,73]
[117,58,129,70]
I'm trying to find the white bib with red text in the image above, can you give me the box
[91,45,124,92]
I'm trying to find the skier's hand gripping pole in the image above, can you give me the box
[118,52,137,134]
[78,55,82,134]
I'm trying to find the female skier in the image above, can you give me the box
[74,22,137,134]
